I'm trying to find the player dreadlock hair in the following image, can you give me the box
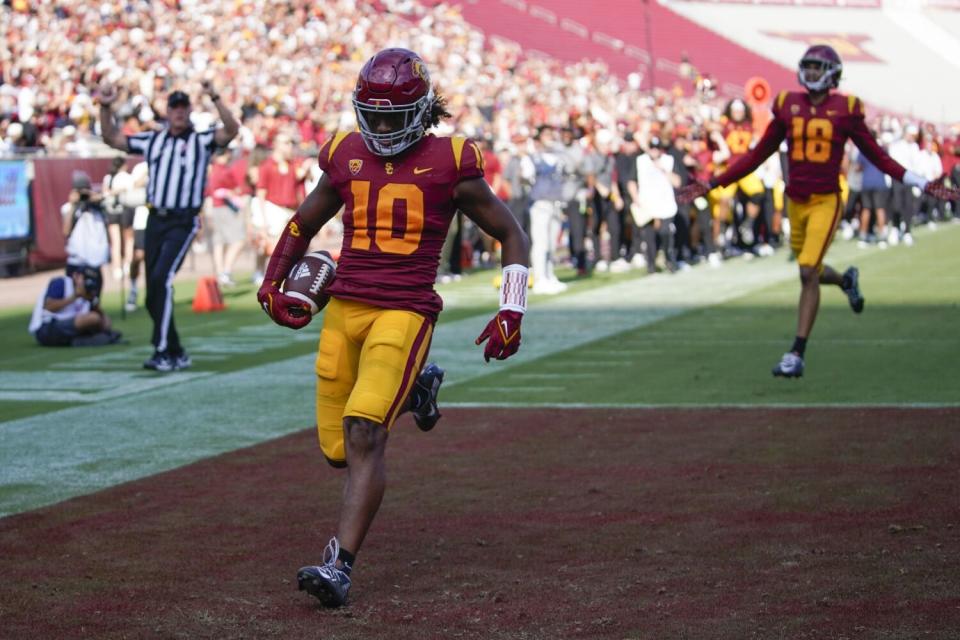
[426,92,452,129]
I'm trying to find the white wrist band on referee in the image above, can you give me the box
[499,264,528,313]
[903,170,927,190]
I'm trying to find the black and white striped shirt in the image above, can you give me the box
[127,127,217,210]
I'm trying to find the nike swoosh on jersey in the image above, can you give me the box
[413,167,432,175]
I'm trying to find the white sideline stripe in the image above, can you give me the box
[508,373,597,379]
[582,337,960,345]
[480,386,567,393]
[444,402,960,410]
[0,373,212,402]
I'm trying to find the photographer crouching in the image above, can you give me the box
[28,266,122,347]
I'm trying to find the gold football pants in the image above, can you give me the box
[314,297,433,464]
[787,192,843,271]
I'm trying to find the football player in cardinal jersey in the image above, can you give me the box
[715,99,766,251]
[678,44,960,378]
[256,48,530,607]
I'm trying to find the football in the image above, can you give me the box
[281,251,337,315]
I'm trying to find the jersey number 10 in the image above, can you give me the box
[790,117,833,164]
[349,181,424,255]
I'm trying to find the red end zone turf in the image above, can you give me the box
[1,408,958,639]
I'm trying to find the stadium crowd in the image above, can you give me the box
[2,0,959,293]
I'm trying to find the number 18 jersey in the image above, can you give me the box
[317,132,484,321]
[771,91,906,200]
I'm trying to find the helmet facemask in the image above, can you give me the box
[798,56,841,93]
[353,89,434,157]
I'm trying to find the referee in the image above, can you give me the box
[98,80,239,372]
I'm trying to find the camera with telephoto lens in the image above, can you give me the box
[77,266,103,304]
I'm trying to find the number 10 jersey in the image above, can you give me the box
[317,131,485,321]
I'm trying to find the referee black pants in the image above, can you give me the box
[144,213,200,356]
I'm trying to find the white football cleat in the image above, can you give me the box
[772,352,804,378]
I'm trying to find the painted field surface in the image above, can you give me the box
[1,408,958,639]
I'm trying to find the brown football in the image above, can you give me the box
[281,250,336,315]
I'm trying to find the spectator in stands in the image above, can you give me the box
[252,133,307,285]
[585,129,620,272]
[841,142,863,242]
[855,147,891,248]
[122,161,150,312]
[663,126,695,266]
[755,151,784,254]
[683,128,722,267]
[4,121,26,153]
[918,132,945,226]
[950,136,960,220]
[476,136,508,267]
[612,131,640,272]
[887,125,922,246]
[28,265,121,347]
[527,125,568,294]
[102,156,135,282]
[501,132,534,235]
[631,136,680,273]
[560,127,589,275]
[0,118,12,153]
[204,147,246,287]
[4,0,959,294]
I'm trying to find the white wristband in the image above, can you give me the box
[903,170,927,191]
[499,264,528,314]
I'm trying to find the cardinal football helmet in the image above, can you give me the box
[353,48,434,156]
[798,45,842,93]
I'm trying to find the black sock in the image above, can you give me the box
[337,548,355,574]
[791,336,807,357]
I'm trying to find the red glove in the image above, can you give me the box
[675,179,711,205]
[256,212,316,329]
[923,176,960,201]
[257,282,312,330]
[475,310,523,362]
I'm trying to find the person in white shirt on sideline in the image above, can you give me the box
[886,124,922,245]
[630,136,680,273]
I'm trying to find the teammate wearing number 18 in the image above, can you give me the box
[678,44,960,378]
[256,48,529,607]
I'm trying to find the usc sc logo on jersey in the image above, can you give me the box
[288,220,301,237]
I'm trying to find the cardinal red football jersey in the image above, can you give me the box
[317,131,484,320]
[772,91,906,200]
[717,90,907,201]
[722,119,754,165]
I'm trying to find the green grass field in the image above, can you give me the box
[1,223,959,517]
